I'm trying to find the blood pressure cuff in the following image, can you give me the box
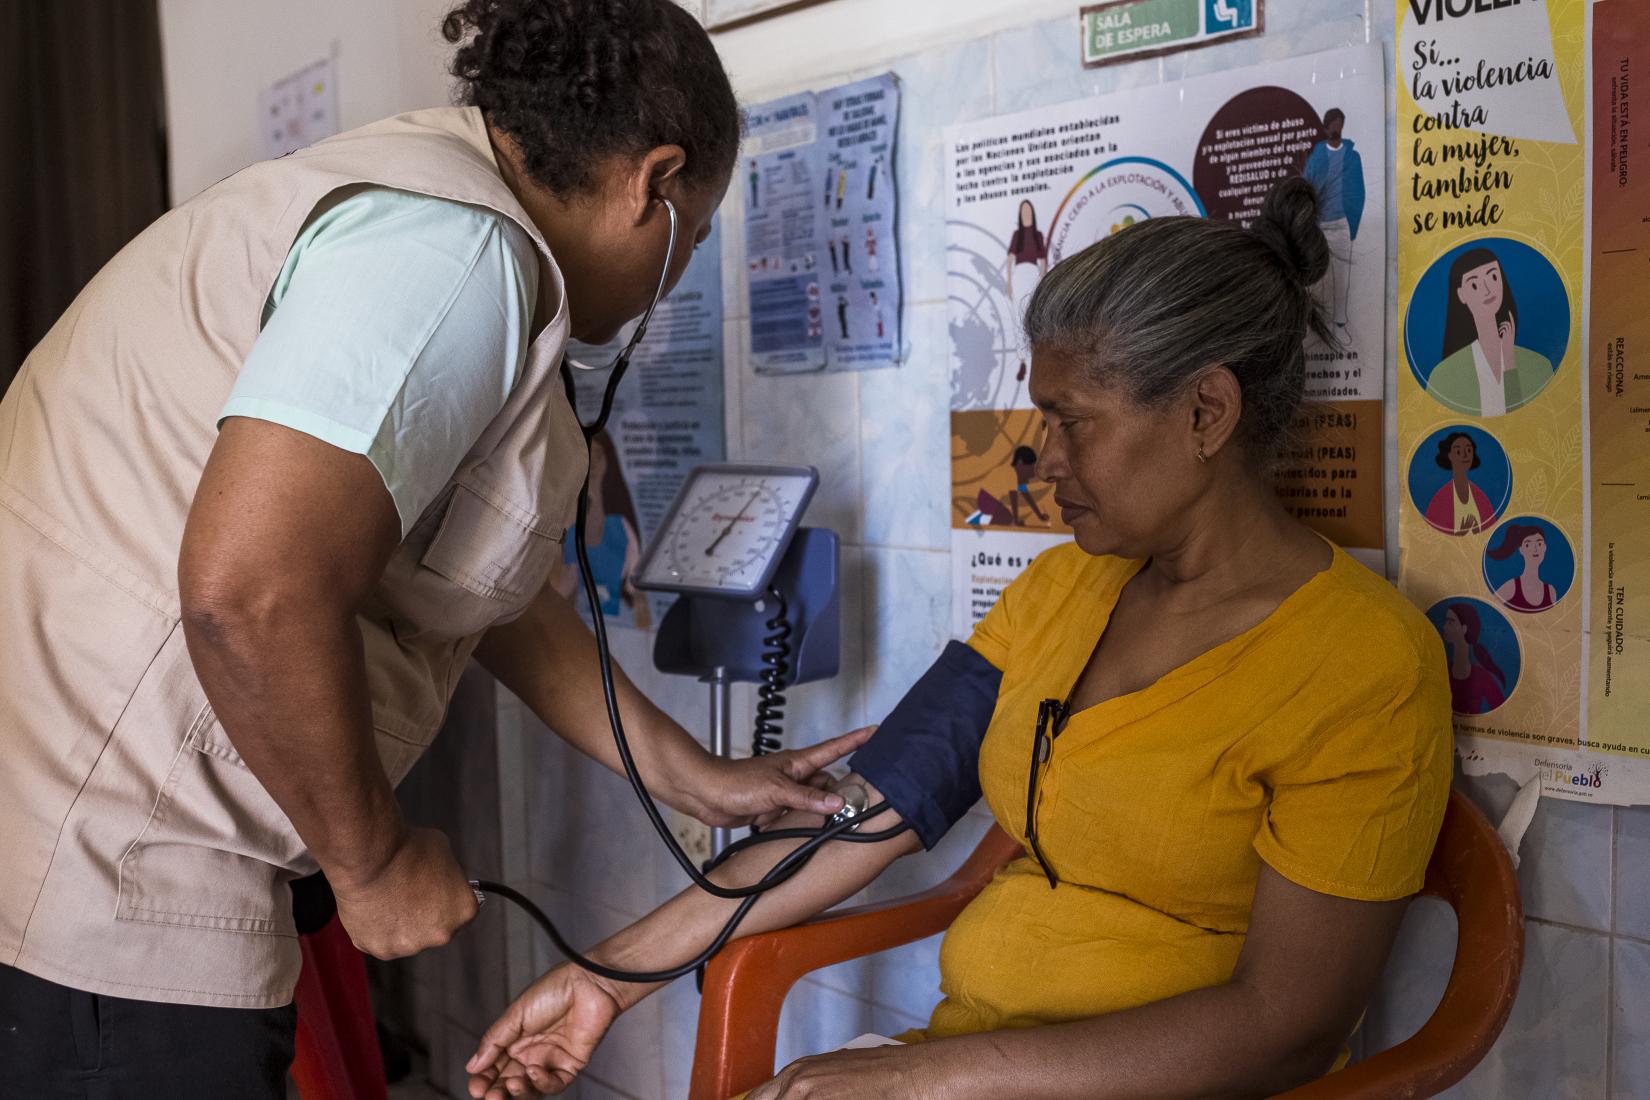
[849,640,1003,850]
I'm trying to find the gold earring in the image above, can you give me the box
[1195,445,1207,464]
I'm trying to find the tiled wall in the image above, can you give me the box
[409,4,1649,1098]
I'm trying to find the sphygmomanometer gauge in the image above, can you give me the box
[634,463,818,599]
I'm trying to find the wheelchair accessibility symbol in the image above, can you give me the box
[1206,0,1255,32]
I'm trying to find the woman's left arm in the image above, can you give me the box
[474,582,867,826]
[751,865,1406,1100]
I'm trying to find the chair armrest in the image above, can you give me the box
[688,824,1021,1100]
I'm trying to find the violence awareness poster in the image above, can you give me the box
[944,46,1386,635]
[1398,0,1650,803]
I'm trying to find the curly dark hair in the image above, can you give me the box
[1435,431,1481,470]
[442,0,742,197]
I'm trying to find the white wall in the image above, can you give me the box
[159,0,456,203]
[709,0,1076,94]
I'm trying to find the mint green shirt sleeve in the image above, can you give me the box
[222,186,539,535]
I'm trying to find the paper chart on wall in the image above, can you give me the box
[565,224,726,630]
[944,45,1387,636]
[745,75,902,374]
[260,57,339,161]
[1396,0,1650,805]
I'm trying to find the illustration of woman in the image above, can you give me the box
[1005,200,1048,300]
[553,431,650,629]
[1423,431,1496,536]
[966,446,1050,527]
[1440,603,1508,715]
[1487,522,1557,612]
[1426,247,1555,416]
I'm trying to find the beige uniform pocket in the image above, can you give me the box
[116,707,309,937]
[414,482,562,636]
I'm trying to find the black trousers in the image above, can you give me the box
[0,962,296,1099]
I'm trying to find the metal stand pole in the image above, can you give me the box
[708,667,732,859]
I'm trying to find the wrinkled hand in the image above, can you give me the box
[466,964,624,1099]
[746,1044,947,1099]
[330,827,478,960]
[688,727,876,828]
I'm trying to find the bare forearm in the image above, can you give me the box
[919,981,1340,1100]
[182,597,403,884]
[476,586,703,787]
[590,787,920,1010]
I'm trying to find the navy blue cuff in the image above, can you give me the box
[850,640,1002,849]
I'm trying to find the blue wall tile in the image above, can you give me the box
[1443,922,1608,1100]
[1454,772,1613,933]
[883,38,995,307]
[739,367,865,543]
[1366,910,1608,1099]
[1619,805,1650,941]
[859,305,951,551]
[1616,938,1650,1100]
[861,545,951,720]
[992,16,1164,117]
[1518,799,1615,933]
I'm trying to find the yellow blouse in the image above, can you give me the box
[922,542,1452,1039]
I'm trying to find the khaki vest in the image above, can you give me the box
[0,107,586,1007]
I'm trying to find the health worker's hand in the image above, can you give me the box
[330,827,479,960]
[466,964,624,1098]
[685,726,876,828]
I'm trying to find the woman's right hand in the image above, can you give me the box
[466,964,626,1098]
[331,826,479,960]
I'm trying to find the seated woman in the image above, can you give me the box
[466,178,1453,1100]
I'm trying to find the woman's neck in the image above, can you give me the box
[1453,470,1472,499]
[1450,642,1472,679]
[1144,473,1325,602]
[1522,560,1543,586]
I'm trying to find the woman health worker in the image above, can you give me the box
[0,2,865,1094]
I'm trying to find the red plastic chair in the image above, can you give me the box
[689,790,1523,1100]
[291,915,389,1100]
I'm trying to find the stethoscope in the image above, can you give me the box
[469,196,909,984]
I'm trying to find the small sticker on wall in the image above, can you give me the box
[260,56,340,161]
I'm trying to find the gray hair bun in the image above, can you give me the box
[1251,176,1331,287]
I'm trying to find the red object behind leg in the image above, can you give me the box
[291,916,389,1100]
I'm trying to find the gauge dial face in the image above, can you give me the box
[639,469,814,594]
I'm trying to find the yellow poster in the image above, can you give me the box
[1397,0,1650,802]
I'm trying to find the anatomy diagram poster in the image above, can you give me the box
[745,74,903,374]
[945,46,1386,635]
[1397,0,1650,804]
[565,224,726,630]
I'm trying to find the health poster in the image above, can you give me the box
[565,224,726,630]
[745,92,828,374]
[746,76,903,374]
[946,45,1387,635]
[1397,0,1650,804]
[819,74,903,369]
